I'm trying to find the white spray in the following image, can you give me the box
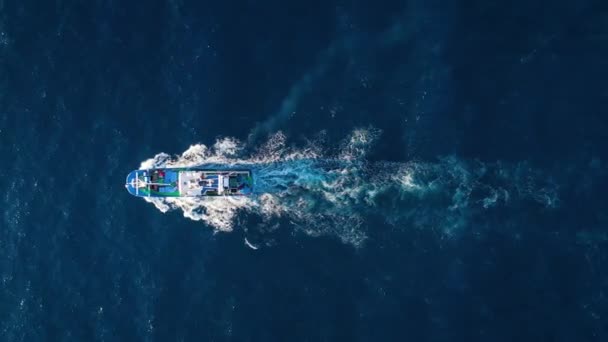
[138,129,558,246]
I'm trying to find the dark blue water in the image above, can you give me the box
[2,0,608,340]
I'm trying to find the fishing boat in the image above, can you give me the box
[125,168,253,197]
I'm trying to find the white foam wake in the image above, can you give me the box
[138,129,558,246]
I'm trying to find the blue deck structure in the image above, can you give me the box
[125,169,253,197]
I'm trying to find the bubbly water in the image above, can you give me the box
[139,129,558,247]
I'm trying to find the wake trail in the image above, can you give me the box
[138,129,558,247]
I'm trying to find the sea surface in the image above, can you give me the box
[1,0,608,341]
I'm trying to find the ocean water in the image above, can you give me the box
[1,0,607,341]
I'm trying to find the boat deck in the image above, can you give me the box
[179,171,219,196]
[126,168,252,197]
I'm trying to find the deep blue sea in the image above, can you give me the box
[2,0,608,341]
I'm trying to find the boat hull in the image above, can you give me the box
[125,168,253,198]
